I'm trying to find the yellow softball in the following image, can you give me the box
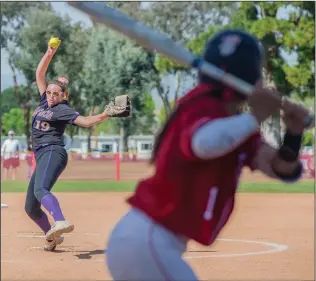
[48,36,61,48]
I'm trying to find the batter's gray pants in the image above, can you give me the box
[106,208,198,281]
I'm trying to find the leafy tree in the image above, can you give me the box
[79,26,121,150]
[142,2,237,44]
[281,2,315,99]
[14,9,74,82]
[1,87,20,114]
[141,92,157,134]
[95,119,119,135]
[157,100,176,127]
[81,26,155,151]
[232,2,314,145]
[92,2,238,118]
[145,2,238,115]
[111,34,157,151]
[303,131,314,146]
[1,108,25,135]
[1,2,52,48]
[180,2,315,145]
[231,2,314,98]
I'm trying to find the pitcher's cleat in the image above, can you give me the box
[46,220,74,241]
[44,236,64,251]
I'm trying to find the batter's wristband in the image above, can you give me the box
[278,131,302,162]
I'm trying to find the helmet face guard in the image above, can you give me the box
[198,29,265,99]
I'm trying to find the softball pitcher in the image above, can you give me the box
[105,30,309,280]
[25,39,131,251]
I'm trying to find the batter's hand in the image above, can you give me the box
[248,84,282,124]
[104,95,131,118]
[281,98,310,134]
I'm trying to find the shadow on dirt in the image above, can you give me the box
[74,249,106,259]
[51,248,106,259]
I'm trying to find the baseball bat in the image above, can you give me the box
[68,2,314,129]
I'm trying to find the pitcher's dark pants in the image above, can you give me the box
[25,145,68,220]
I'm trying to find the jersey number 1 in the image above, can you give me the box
[34,120,50,131]
[203,186,219,221]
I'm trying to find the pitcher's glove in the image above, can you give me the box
[104,95,131,118]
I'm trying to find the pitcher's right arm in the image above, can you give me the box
[36,42,59,95]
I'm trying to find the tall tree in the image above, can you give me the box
[79,26,118,151]
[108,30,156,151]
[175,2,315,145]
[2,108,25,135]
[81,26,155,151]
[1,87,20,114]
[1,2,52,48]
[141,92,157,134]
[87,2,238,118]
[231,2,315,145]
[231,2,314,98]
[157,100,176,127]
[143,2,238,116]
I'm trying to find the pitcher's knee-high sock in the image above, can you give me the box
[41,193,65,222]
[34,211,51,234]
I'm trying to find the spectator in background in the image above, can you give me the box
[1,130,21,180]
[25,145,34,179]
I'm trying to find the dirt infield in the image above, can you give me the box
[1,158,312,182]
[1,192,314,280]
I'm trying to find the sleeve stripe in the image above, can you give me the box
[69,112,80,124]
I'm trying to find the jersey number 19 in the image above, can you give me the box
[34,120,50,131]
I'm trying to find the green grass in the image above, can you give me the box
[0,180,314,193]
[0,180,136,193]
[238,181,314,193]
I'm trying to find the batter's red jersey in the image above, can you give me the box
[128,84,261,246]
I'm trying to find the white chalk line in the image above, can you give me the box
[31,246,44,249]
[16,232,101,238]
[1,260,31,263]
[1,237,289,263]
[31,245,81,250]
[82,238,289,262]
[77,238,288,262]
[17,234,70,238]
[184,238,289,259]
